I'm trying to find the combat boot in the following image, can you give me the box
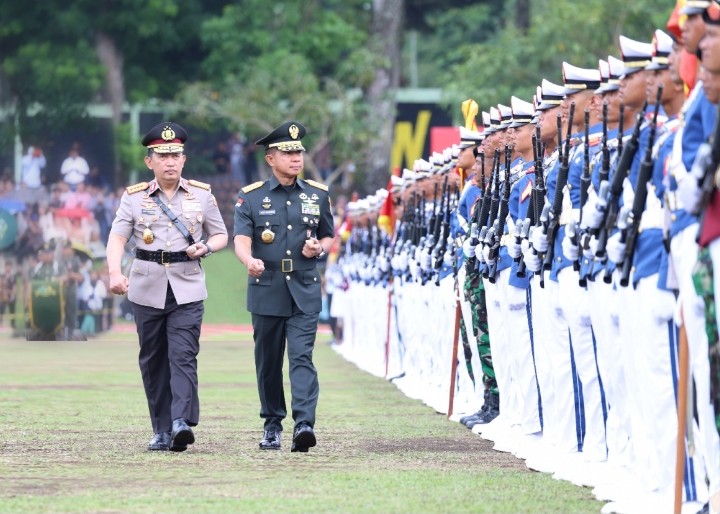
[462,390,492,428]
[460,390,490,425]
[476,392,499,424]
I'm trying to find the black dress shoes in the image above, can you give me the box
[170,418,195,452]
[291,423,317,453]
[259,430,282,450]
[147,432,171,451]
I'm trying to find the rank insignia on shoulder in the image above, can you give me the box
[188,179,211,190]
[305,179,328,192]
[127,182,149,195]
[242,181,265,194]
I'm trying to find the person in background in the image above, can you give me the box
[60,143,90,190]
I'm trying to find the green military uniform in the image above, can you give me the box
[233,122,334,441]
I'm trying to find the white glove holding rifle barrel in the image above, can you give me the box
[606,206,631,265]
[522,233,543,272]
[580,181,609,231]
[562,222,580,262]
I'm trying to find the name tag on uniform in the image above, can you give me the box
[259,209,276,215]
[301,203,320,215]
[182,200,202,211]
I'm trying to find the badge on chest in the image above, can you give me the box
[300,194,320,215]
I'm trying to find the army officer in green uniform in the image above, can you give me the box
[233,121,334,452]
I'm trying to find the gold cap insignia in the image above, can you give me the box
[289,124,299,140]
[161,126,176,141]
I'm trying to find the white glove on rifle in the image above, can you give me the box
[562,232,579,261]
[482,244,495,266]
[530,227,549,253]
[522,239,542,272]
[508,237,522,259]
[462,238,476,259]
[582,234,598,260]
[581,193,606,230]
[606,232,627,265]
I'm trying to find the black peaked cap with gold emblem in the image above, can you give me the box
[255,121,306,152]
[141,122,188,154]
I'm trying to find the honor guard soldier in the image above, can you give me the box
[233,121,334,452]
[107,122,228,452]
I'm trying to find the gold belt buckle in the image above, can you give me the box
[281,259,293,273]
[161,250,170,267]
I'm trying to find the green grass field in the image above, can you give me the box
[0,331,603,513]
[203,248,251,325]
[0,250,604,513]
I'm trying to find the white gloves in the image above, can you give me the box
[475,243,485,264]
[508,237,523,259]
[522,239,542,272]
[606,232,627,264]
[562,232,579,261]
[420,247,432,272]
[582,234,598,260]
[482,244,494,265]
[530,227,549,253]
[581,193,606,230]
[462,238,476,259]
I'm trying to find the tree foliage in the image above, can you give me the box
[440,0,670,117]
[0,0,681,190]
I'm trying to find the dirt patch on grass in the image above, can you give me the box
[364,436,529,471]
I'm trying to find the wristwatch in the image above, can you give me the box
[204,242,213,257]
[316,247,326,259]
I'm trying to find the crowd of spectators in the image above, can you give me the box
[0,143,121,338]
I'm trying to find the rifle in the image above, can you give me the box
[488,146,512,283]
[430,175,448,250]
[619,85,663,287]
[596,101,648,284]
[617,103,625,158]
[542,102,576,271]
[516,130,543,278]
[487,149,502,230]
[434,186,452,270]
[600,101,610,185]
[465,153,486,274]
[574,107,591,274]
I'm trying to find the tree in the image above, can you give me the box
[0,0,222,185]
[440,0,670,119]
[175,0,381,191]
[363,0,404,194]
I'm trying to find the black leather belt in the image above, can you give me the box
[135,249,192,265]
[263,259,316,273]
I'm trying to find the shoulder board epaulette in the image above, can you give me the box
[588,134,603,147]
[126,182,149,195]
[242,181,265,194]
[305,179,328,192]
[188,179,211,191]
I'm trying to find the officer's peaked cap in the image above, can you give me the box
[255,121,306,152]
[142,122,188,153]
